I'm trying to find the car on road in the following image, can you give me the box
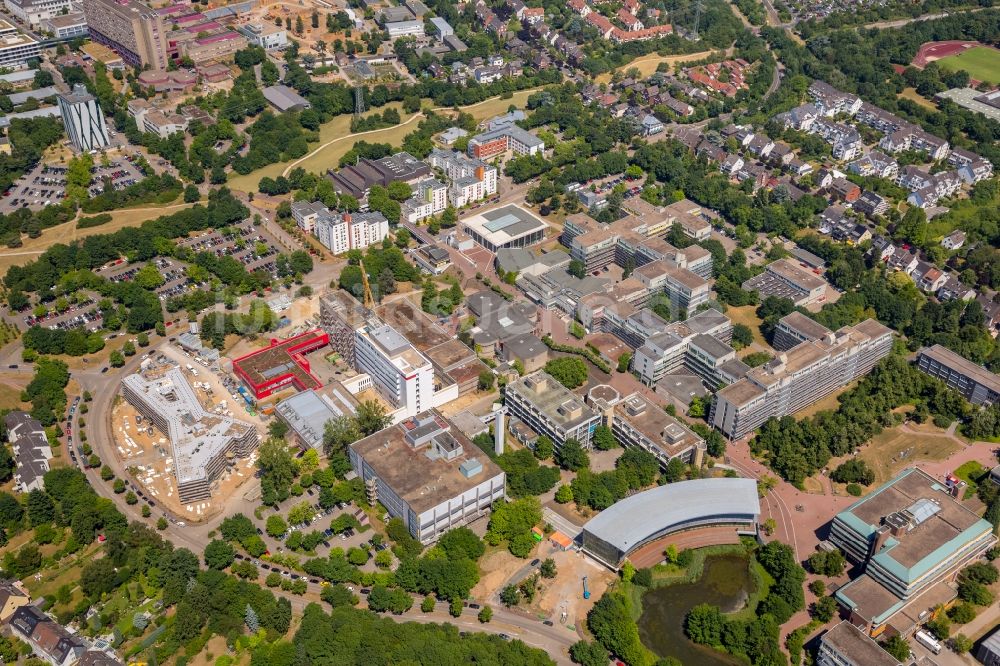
[498,634,511,641]
[468,603,480,609]
[360,588,370,595]
[309,579,319,584]
[530,559,539,566]
[100,367,108,373]
[543,620,554,626]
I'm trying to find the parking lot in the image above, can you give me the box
[0,157,145,213]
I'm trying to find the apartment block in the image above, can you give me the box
[402,179,447,224]
[427,149,498,207]
[5,411,51,493]
[350,411,505,544]
[290,200,326,234]
[832,468,995,636]
[631,309,743,387]
[772,311,833,352]
[916,344,1000,406]
[237,21,287,50]
[83,0,168,69]
[633,259,709,312]
[467,125,544,160]
[319,290,368,367]
[504,371,600,450]
[710,319,892,439]
[313,209,389,255]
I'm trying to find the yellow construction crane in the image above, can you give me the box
[359,259,375,310]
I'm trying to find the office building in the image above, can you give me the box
[601,390,706,468]
[57,83,110,153]
[314,210,389,255]
[42,12,89,39]
[772,311,835,352]
[231,329,329,400]
[385,20,424,38]
[504,371,601,450]
[461,204,548,252]
[916,344,1000,406]
[630,309,743,388]
[4,411,51,493]
[4,0,73,28]
[742,258,828,306]
[83,0,167,68]
[832,468,996,635]
[711,319,893,439]
[319,290,369,368]
[350,411,505,544]
[329,152,431,200]
[817,622,901,666]
[121,365,259,503]
[467,125,544,160]
[0,19,41,68]
[633,259,709,312]
[238,22,287,49]
[355,322,457,422]
[429,16,453,38]
[977,625,1000,666]
[290,200,326,234]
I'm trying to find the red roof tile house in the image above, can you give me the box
[616,8,643,30]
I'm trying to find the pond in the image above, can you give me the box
[637,554,755,666]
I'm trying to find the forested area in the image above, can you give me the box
[796,0,991,38]
[751,355,970,484]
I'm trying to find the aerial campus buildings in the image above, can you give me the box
[57,83,111,153]
[121,364,259,503]
[349,410,506,544]
[830,468,996,637]
[504,370,601,451]
[916,344,1000,406]
[580,478,760,569]
[710,315,893,439]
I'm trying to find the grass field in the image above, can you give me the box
[725,305,771,348]
[595,50,719,84]
[854,426,959,486]
[228,89,544,193]
[0,201,193,275]
[899,87,937,110]
[936,46,1000,84]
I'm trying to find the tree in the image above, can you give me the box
[266,515,287,537]
[533,435,554,460]
[478,370,495,392]
[731,323,754,350]
[592,425,616,451]
[556,439,590,472]
[323,416,361,455]
[555,485,573,504]
[831,459,875,486]
[813,596,837,622]
[500,584,521,607]
[80,558,117,597]
[109,350,124,367]
[947,602,977,624]
[616,352,632,373]
[26,490,54,526]
[685,604,724,646]
[540,558,557,578]
[356,400,391,436]
[568,260,586,279]
[204,539,235,569]
[544,357,588,389]
[269,419,290,440]
[570,641,609,666]
[663,457,686,483]
[438,527,485,561]
[478,606,492,623]
[882,635,910,661]
[951,634,974,654]
[183,185,200,203]
[421,595,435,612]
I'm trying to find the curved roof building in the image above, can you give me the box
[580,477,760,569]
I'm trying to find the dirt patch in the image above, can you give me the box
[472,547,532,600]
[899,87,938,110]
[792,379,858,419]
[725,306,771,349]
[527,549,613,628]
[850,425,960,486]
[185,635,250,666]
[596,51,720,84]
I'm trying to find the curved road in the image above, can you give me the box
[71,348,575,663]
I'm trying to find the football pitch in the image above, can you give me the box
[936,46,1000,85]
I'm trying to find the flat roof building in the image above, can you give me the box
[319,290,369,368]
[262,84,311,112]
[917,344,1000,406]
[232,330,329,400]
[467,125,544,160]
[580,478,759,569]
[504,371,600,450]
[0,19,41,68]
[711,319,892,439]
[350,411,505,544]
[121,365,258,503]
[462,204,548,252]
[773,311,833,352]
[742,258,828,306]
[82,0,168,69]
[832,468,996,635]
[817,621,901,666]
[609,392,706,469]
[977,625,1000,666]
[275,385,358,451]
[328,152,431,201]
[58,83,111,153]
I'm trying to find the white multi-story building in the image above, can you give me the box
[313,209,390,255]
[290,200,326,234]
[237,22,287,49]
[428,148,498,207]
[57,83,110,153]
[41,12,87,38]
[350,411,506,544]
[354,323,457,421]
[4,0,74,28]
[0,19,41,69]
[402,178,447,223]
[505,371,601,450]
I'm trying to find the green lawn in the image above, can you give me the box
[954,460,988,499]
[937,47,1000,85]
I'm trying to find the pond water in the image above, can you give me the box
[637,554,754,666]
